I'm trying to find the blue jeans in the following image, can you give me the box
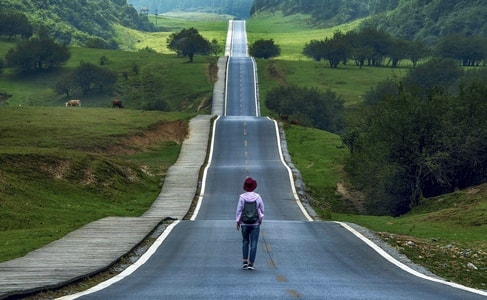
[241,224,260,263]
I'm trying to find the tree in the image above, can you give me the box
[344,60,487,216]
[0,12,33,40]
[5,38,70,73]
[167,28,211,62]
[209,39,223,57]
[436,34,487,66]
[303,40,325,61]
[265,85,345,133]
[249,39,281,59]
[321,31,350,68]
[407,39,429,68]
[71,62,117,96]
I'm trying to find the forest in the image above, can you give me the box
[251,0,487,43]
[0,0,154,48]
[127,0,254,19]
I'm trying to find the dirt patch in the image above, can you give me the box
[95,120,188,155]
[336,181,367,214]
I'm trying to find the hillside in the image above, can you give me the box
[366,0,487,42]
[127,0,253,19]
[0,0,154,47]
[251,0,487,43]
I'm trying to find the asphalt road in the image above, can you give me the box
[69,20,486,300]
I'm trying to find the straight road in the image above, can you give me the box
[66,21,486,300]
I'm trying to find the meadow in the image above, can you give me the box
[0,12,485,289]
[246,12,486,289]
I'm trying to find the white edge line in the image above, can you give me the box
[251,57,259,117]
[336,221,487,297]
[57,220,182,300]
[190,115,220,221]
[224,56,230,117]
[270,118,313,221]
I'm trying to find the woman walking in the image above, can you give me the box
[236,177,264,270]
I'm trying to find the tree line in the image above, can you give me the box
[0,12,33,40]
[251,0,487,42]
[0,0,153,48]
[127,0,254,19]
[342,59,487,216]
[303,27,487,69]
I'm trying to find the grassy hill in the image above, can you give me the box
[0,0,154,47]
[0,9,485,291]
[247,13,486,290]
[251,0,487,42]
[0,15,221,262]
[0,106,192,262]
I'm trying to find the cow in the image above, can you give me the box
[112,99,124,108]
[65,99,81,107]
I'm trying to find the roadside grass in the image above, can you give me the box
[246,13,487,290]
[334,191,487,289]
[0,45,215,110]
[115,14,229,53]
[247,12,364,60]
[283,121,487,289]
[0,107,192,262]
[1,12,485,291]
[256,59,407,108]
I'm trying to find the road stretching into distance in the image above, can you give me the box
[63,20,487,299]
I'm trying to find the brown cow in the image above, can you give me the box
[112,99,124,108]
[66,99,81,107]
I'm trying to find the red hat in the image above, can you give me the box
[243,177,257,192]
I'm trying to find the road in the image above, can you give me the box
[67,20,486,300]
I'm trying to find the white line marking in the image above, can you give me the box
[336,221,487,297]
[191,115,220,221]
[57,220,182,299]
[270,118,313,221]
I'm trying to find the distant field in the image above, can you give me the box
[0,43,214,109]
[0,107,192,262]
[245,13,407,107]
[1,12,485,290]
[247,12,364,60]
[116,14,229,53]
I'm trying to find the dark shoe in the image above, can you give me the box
[247,263,255,270]
[242,263,248,270]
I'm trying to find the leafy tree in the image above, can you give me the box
[55,75,75,97]
[266,85,345,133]
[403,58,463,99]
[71,62,118,96]
[0,12,33,40]
[303,40,325,61]
[344,60,487,216]
[249,39,281,59]
[5,38,70,73]
[407,39,429,68]
[167,28,211,62]
[209,39,223,57]
[321,31,350,68]
[435,34,487,66]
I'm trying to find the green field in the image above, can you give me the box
[0,107,193,262]
[0,11,485,290]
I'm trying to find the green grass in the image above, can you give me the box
[1,12,486,290]
[247,12,364,60]
[244,13,487,289]
[0,107,192,262]
[115,14,229,53]
[282,121,487,289]
[0,45,215,110]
